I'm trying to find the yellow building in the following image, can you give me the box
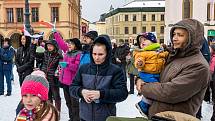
[0,0,80,48]
[105,0,165,44]
[96,21,106,35]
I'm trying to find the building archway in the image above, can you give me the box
[10,33,22,49]
[182,0,193,19]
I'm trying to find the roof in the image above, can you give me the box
[104,0,165,18]
[122,0,165,8]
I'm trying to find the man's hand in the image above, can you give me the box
[136,78,145,93]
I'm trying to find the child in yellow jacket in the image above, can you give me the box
[133,32,168,118]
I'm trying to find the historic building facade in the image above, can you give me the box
[105,0,165,44]
[0,0,81,48]
[165,0,213,44]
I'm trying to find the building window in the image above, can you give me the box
[125,27,129,34]
[152,14,155,21]
[214,3,215,20]
[51,7,59,22]
[207,3,211,21]
[133,15,136,21]
[6,8,14,23]
[183,0,193,19]
[133,27,137,34]
[125,39,129,43]
[32,8,39,22]
[161,14,164,21]
[125,15,128,21]
[160,26,164,34]
[16,8,23,23]
[151,26,155,32]
[142,14,146,21]
[142,26,146,32]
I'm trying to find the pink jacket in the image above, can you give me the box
[210,54,215,73]
[54,32,81,85]
[59,52,81,85]
[54,32,68,53]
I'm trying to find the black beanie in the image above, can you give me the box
[84,31,98,40]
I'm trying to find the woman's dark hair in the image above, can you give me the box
[68,38,82,50]
[19,34,31,47]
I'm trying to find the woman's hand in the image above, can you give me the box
[136,78,145,94]
[81,89,100,103]
[88,90,100,100]
[81,89,93,103]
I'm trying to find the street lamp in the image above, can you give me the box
[24,0,31,33]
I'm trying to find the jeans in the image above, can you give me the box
[0,70,12,94]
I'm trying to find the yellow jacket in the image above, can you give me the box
[133,49,168,74]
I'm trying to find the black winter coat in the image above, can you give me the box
[41,40,63,83]
[15,45,35,85]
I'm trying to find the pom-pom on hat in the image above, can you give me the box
[21,70,49,101]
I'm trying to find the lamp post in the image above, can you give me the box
[24,0,31,33]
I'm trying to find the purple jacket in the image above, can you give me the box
[54,32,81,85]
[60,52,81,85]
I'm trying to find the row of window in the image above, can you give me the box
[124,14,164,22]
[124,26,164,34]
[107,14,164,23]
[6,7,59,23]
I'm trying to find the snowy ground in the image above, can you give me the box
[0,68,213,121]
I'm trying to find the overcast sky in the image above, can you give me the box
[81,0,132,22]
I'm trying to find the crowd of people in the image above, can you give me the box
[0,18,214,121]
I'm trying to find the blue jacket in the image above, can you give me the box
[79,51,90,66]
[200,37,210,63]
[0,46,15,71]
[70,35,128,121]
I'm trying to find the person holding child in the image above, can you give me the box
[136,19,211,119]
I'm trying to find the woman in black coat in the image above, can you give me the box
[15,34,34,86]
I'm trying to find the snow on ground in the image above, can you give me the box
[0,67,213,121]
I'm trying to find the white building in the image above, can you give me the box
[164,0,213,44]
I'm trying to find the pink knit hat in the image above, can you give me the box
[21,70,49,101]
